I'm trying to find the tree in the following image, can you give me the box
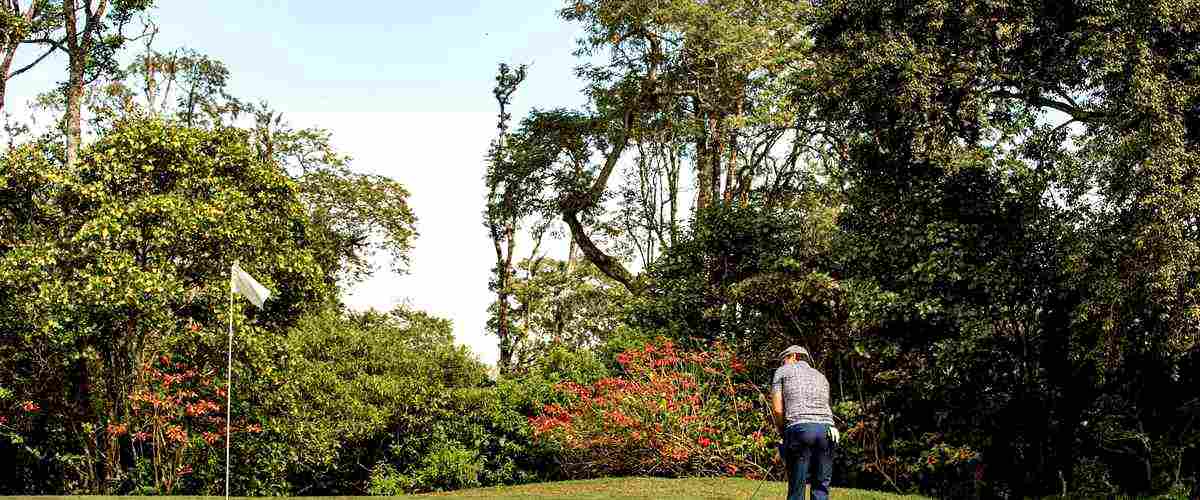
[502,0,826,300]
[63,45,419,284]
[492,255,631,372]
[60,0,153,167]
[801,0,1200,494]
[0,119,337,491]
[484,63,535,374]
[0,0,61,114]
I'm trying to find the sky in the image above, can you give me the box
[4,0,591,366]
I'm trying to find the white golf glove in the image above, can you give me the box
[829,426,840,444]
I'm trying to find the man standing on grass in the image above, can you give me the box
[772,345,838,500]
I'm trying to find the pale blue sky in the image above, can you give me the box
[5,1,593,366]
[8,0,587,114]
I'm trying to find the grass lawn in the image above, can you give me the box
[29,478,925,499]
[409,478,926,499]
[408,474,921,498]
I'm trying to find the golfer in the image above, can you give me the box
[772,345,838,500]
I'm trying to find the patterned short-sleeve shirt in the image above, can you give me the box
[772,361,834,426]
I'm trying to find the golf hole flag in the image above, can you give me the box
[226,262,272,498]
[231,262,271,308]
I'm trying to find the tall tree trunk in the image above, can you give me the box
[695,137,711,211]
[709,114,723,208]
[724,129,737,204]
[668,145,679,245]
[62,0,111,168]
[567,237,577,273]
[695,98,712,211]
[495,222,516,374]
[63,0,84,168]
[65,60,84,167]
[0,46,16,116]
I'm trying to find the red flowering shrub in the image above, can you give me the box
[111,353,262,493]
[529,340,778,478]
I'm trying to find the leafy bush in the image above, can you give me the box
[529,339,776,479]
[366,463,406,496]
[243,306,562,495]
[0,119,333,494]
[411,440,484,491]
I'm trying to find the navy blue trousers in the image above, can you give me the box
[779,423,833,500]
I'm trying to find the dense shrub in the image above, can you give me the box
[0,120,333,494]
[250,307,560,495]
[530,339,777,479]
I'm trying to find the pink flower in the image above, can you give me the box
[20,401,39,412]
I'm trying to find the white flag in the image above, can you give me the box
[230,262,272,309]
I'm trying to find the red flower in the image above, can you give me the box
[106,423,127,437]
[20,401,39,412]
[189,322,201,333]
[698,437,713,447]
[725,464,739,475]
[166,425,187,444]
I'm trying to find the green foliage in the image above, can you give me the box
[410,440,485,491]
[0,117,335,493]
[231,306,560,495]
[632,201,842,367]
[495,257,632,372]
[366,462,406,496]
[3,0,1199,498]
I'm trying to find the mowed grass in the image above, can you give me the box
[31,477,925,500]
[409,478,925,499]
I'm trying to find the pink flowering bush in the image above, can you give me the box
[529,340,779,479]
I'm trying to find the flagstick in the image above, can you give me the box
[225,277,234,500]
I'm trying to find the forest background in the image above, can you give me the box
[1,0,1198,498]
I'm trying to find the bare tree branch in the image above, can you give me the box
[8,43,58,78]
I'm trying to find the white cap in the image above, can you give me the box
[779,345,810,361]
